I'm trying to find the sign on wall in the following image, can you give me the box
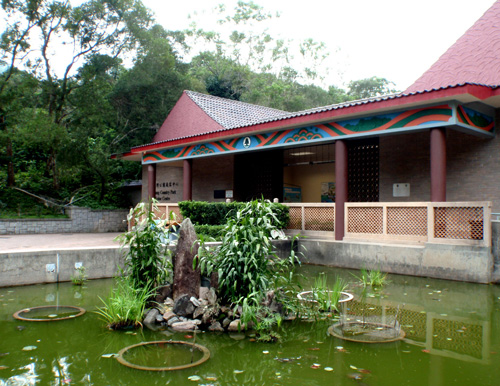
[284,187,301,202]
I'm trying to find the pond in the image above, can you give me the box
[1,265,500,385]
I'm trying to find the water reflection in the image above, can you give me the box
[1,272,499,385]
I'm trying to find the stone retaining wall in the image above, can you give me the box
[0,207,128,235]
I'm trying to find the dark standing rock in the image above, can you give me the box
[172,218,201,300]
[173,294,195,317]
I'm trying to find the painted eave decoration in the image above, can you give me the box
[141,100,494,164]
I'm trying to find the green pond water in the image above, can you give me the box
[1,265,500,385]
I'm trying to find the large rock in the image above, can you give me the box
[172,218,201,300]
[173,294,195,317]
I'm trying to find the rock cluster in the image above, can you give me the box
[143,284,253,333]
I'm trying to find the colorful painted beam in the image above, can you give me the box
[142,104,493,164]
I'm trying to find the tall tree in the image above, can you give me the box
[0,0,152,190]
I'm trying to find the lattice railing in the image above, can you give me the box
[284,203,335,232]
[345,201,491,246]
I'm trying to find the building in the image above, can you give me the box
[119,1,500,283]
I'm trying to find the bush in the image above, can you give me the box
[194,224,226,240]
[179,200,289,229]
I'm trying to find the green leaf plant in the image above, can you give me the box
[115,199,173,291]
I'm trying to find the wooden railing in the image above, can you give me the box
[285,201,492,247]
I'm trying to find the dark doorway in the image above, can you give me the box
[234,149,283,201]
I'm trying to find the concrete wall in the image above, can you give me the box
[298,239,494,283]
[0,247,124,287]
[0,207,128,235]
[380,129,500,211]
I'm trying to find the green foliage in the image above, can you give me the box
[193,224,225,240]
[95,277,154,330]
[348,76,398,100]
[71,266,88,286]
[116,199,172,290]
[179,200,289,229]
[195,198,298,303]
[0,187,66,218]
[310,273,348,312]
[353,268,389,287]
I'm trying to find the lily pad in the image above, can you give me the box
[101,353,118,358]
[324,367,334,372]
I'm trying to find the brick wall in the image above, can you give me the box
[193,155,234,202]
[0,207,128,235]
[380,127,500,211]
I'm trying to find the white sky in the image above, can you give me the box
[143,0,497,91]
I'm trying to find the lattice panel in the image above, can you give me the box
[432,319,484,359]
[387,207,428,236]
[288,207,302,230]
[348,138,379,202]
[304,207,334,231]
[434,206,484,240]
[347,207,383,234]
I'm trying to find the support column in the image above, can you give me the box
[183,159,193,201]
[147,164,156,200]
[335,140,348,241]
[430,127,446,202]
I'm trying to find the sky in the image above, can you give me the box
[142,0,497,91]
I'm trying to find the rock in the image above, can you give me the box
[162,310,176,322]
[228,319,246,332]
[167,316,180,326]
[155,314,164,323]
[207,288,217,306]
[172,218,201,300]
[208,321,224,332]
[222,317,231,328]
[164,297,174,307]
[155,285,172,303]
[171,321,199,331]
[190,296,201,307]
[199,287,210,301]
[193,306,205,319]
[143,308,160,325]
[173,294,195,317]
[202,307,216,324]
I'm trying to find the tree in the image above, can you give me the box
[347,76,398,100]
[0,0,153,190]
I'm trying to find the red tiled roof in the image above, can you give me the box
[406,0,500,93]
[132,83,499,153]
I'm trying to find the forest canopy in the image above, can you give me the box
[0,0,397,213]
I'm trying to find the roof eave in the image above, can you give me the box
[131,84,497,154]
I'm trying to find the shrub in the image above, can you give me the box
[179,200,289,229]
[194,225,226,240]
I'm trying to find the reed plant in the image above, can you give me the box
[353,268,388,287]
[95,278,155,329]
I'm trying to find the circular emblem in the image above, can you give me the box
[243,137,251,148]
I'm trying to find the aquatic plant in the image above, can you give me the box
[353,268,388,287]
[308,274,348,312]
[116,199,173,290]
[95,278,155,329]
[71,265,87,286]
